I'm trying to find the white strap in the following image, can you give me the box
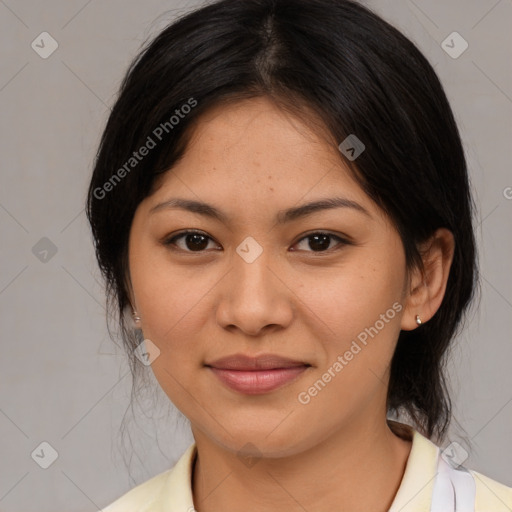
[430,449,476,512]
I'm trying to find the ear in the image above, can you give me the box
[401,228,455,331]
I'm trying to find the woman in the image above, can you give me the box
[86,0,512,510]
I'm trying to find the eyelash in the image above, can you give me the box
[162,229,350,255]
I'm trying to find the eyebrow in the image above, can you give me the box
[149,196,372,224]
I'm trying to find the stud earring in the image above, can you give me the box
[415,315,422,326]
[132,310,141,323]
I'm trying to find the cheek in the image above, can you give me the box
[130,238,215,342]
[297,250,405,347]
[135,266,211,413]
[128,246,218,408]
[294,244,406,410]
[292,265,404,438]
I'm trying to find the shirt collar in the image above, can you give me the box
[389,424,440,511]
[158,423,439,512]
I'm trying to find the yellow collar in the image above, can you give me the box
[159,424,438,512]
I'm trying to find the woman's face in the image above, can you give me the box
[128,96,411,457]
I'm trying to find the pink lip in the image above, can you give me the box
[205,353,310,394]
[208,367,309,394]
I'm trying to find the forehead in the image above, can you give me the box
[185,96,337,163]
[142,96,388,227]
[156,97,360,193]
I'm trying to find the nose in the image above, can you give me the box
[215,247,294,337]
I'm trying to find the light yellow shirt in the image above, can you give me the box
[102,424,512,511]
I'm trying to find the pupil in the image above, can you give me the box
[187,234,208,251]
[310,234,330,251]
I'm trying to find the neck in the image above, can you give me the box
[191,418,412,512]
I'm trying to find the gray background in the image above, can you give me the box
[0,0,511,510]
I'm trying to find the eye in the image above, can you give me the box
[292,232,348,253]
[163,230,220,252]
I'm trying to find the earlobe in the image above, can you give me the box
[131,310,143,331]
[400,228,455,331]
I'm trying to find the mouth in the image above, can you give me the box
[205,353,312,395]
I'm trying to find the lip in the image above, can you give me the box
[206,353,309,370]
[205,353,311,395]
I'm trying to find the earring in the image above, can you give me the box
[415,315,422,326]
[132,310,141,323]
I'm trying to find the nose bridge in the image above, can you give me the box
[231,238,277,302]
[216,237,292,334]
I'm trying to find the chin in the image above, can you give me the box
[197,419,319,460]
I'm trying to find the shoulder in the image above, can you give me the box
[100,443,197,512]
[470,468,512,511]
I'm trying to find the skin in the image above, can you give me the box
[127,96,455,512]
